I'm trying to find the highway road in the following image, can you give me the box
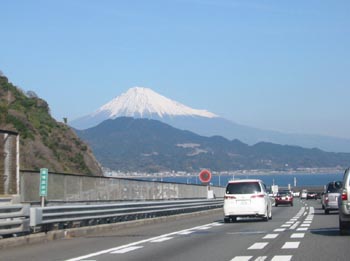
[1,198,349,261]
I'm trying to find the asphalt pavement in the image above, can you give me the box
[0,198,349,261]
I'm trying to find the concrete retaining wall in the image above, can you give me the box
[20,171,225,203]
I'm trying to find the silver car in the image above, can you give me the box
[339,168,350,235]
[323,181,342,214]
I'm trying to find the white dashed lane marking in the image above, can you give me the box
[230,256,253,261]
[65,222,221,261]
[282,241,300,249]
[274,228,286,232]
[254,256,267,261]
[229,205,315,261]
[296,227,308,231]
[289,221,300,230]
[248,242,269,250]
[270,255,292,261]
[291,233,305,238]
[263,234,279,239]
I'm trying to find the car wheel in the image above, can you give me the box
[339,217,348,235]
[275,204,278,207]
[224,217,231,223]
[262,207,269,222]
[231,217,237,222]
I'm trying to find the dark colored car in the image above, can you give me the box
[306,191,317,200]
[275,191,293,207]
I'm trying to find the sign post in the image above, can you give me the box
[199,169,212,184]
[199,169,214,199]
[39,168,48,207]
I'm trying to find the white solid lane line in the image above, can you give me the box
[111,246,144,254]
[150,237,173,243]
[177,230,194,235]
[64,222,221,261]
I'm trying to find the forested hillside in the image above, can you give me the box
[0,74,102,175]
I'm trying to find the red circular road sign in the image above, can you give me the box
[199,169,212,184]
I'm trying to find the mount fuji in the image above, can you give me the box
[70,87,350,152]
[70,87,219,129]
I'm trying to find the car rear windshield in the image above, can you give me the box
[278,191,290,196]
[327,181,342,193]
[226,182,261,194]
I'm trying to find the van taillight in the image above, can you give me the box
[341,192,348,201]
[225,195,236,199]
[251,194,265,199]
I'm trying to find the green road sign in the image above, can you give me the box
[39,168,48,197]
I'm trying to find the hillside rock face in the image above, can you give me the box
[0,75,102,175]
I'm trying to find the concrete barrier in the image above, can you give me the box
[20,170,225,203]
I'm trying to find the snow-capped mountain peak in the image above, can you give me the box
[95,87,218,118]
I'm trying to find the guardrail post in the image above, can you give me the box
[29,207,43,227]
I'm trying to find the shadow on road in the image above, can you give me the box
[310,227,341,237]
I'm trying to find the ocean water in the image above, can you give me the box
[140,172,345,188]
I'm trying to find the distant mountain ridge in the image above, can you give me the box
[76,117,350,173]
[70,87,350,153]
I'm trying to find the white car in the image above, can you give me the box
[223,179,272,222]
[293,191,300,197]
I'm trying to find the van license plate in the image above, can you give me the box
[237,200,250,205]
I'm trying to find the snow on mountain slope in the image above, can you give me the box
[70,87,218,130]
[96,87,218,118]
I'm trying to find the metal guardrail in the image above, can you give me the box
[0,204,30,236]
[30,199,223,229]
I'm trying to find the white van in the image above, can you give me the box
[223,179,272,223]
[301,189,308,199]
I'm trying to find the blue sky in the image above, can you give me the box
[1,0,349,139]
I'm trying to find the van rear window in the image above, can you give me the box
[226,182,261,194]
[327,181,342,193]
